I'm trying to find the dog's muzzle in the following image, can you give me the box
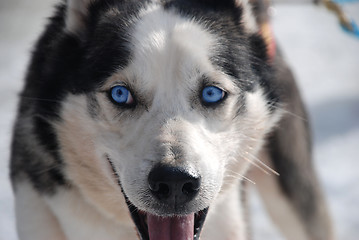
[122,163,208,240]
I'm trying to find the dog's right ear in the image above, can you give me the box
[65,0,95,36]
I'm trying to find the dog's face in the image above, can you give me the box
[44,0,281,238]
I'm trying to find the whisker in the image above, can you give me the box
[236,152,270,175]
[270,104,308,122]
[225,170,256,185]
[244,150,280,176]
[32,164,63,174]
[19,95,62,103]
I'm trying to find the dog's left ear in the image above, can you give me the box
[194,0,258,32]
[65,0,95,36]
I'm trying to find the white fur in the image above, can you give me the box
[202,181,248,240]
[235,0,259,33]
[43,186,135,240]
[15,182,66,240]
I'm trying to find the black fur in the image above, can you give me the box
[264,56,332,238]
[11,0,147,194]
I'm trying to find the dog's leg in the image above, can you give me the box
[14,181,66,240]
[251,152,309,240]
[42,186,136,240]
[202,181,248,240]
[250,58,334,240]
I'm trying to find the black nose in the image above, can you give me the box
[148,164,201,205]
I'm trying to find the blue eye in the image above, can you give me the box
[110,86,134,105]
[202,86,225,104]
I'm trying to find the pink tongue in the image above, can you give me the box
[147,213,194,240]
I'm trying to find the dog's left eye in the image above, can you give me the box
[201,86,226,105]
[110,86,134,106]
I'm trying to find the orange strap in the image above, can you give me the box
[260,22,276,62]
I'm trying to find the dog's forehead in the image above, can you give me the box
[124,5,217,90]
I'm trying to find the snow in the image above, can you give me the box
[0,1,358,240]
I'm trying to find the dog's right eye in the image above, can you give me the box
[110,86,135,107]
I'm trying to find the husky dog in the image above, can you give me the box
[10,0,334,239]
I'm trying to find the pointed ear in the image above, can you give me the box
[235,0,259,33]
[194,0,258,32]
[65,0,94,36]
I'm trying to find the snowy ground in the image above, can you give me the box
[0,1,358,240]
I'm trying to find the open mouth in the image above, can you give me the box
[107,156,208,240]
[124,194,209,240]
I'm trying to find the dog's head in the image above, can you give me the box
[38,0,281,238]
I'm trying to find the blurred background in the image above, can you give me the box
[0,0,358,239]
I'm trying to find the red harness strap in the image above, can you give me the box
[260,22,276,63]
